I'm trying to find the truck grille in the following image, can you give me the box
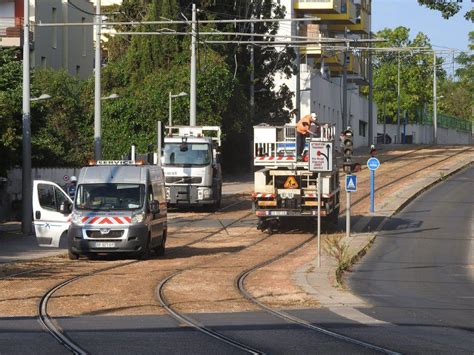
[166,176,202,184]
[86,230,124,239]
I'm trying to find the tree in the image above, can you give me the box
[417,0,473,22]
[369,27,445,124]
[439,31,473,121]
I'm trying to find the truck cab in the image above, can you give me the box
[32,160,167,259]
[163,126,222,209]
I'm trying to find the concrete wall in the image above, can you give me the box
[376,123,472,145]
[1,167,81,220]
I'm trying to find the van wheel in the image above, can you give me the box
[137,235,151,260]
[68,248,79,260]
[154,230,167,257]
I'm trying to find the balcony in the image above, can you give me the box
[0,16,22,47]
[329,52,369,84]
[294,0,341,13]
[328,0,371,34]
[314,0,357,24]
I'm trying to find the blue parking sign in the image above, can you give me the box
[345,175,357,192]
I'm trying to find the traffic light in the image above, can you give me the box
[342,128,353,173]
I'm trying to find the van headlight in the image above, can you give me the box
[131,211,145,224]
[71,212,83,225]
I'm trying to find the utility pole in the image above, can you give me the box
[250,22,255,121]
[190,3,197,126]
[433,50,437,144]
[294,21,301,122]
[368,31,373,146]
[397,51,400,144]
[21,0,32,235]
[342,27,348,130]
[94,0,102,159]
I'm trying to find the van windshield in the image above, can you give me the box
[75,184,145,211]
[163,143,211,167]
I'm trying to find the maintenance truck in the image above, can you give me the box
[252,122,340,231]
[163,126,222,208]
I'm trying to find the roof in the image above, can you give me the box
[78,165,149,184]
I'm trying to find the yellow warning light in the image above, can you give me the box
[284,176,299,189]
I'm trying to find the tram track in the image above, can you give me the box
[156,213,267,354]
[235,235,400,355]
[347,146,472,211]
[35,199,253,354]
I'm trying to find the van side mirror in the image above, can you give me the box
[59,201,72,214]
[149,200,160,214]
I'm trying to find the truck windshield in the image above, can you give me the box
[163,143,211,166]
[75,184,145,211]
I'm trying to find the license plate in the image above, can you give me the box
[93,242,116,248]
[270,211,287,216]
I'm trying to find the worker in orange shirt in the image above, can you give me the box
[296,112,318,159]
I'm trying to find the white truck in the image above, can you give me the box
[163,126,222,209]
[252,123,340,231]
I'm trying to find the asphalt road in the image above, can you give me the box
[348,166,474,353]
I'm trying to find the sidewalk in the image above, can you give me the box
[296,145,473,317]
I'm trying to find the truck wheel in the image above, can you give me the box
[154,230,167,257]
[68,248,79,260]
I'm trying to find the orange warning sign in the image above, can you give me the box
[284,176,299,189]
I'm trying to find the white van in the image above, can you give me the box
[33,160,167,259]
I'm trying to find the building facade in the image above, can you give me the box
[0,0,94,78]
[275,0,376,147]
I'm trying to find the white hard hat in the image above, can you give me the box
[70,176,77,182]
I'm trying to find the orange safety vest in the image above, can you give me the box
[296,114,312,134]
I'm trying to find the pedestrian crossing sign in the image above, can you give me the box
[345,175,357,192]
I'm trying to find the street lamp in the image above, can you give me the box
[169,91,188,131]
[101,93,119,100]
[30,94,52,102]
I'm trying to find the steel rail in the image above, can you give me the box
[235,236,401,355]
[35,199,251,354]
[349,146,472,210]
[158,271,264,355]
[156,212,267,354]
[38,260,137,355]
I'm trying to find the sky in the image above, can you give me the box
[372,0,472,73]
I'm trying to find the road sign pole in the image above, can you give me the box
[346,174,351,238]
[317,172,321,268]
[370,170,375,213]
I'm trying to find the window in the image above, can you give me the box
[359,120,367,137]
[38,184,67,211]
[38,184,56,211]
[163,143,211,167]
[41,56,46,68]
[52,7,57,49]
[75,184,145,211]
[76,65,80,76]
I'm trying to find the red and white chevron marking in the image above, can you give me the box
[255,156,296,161]
[81,216,132,225]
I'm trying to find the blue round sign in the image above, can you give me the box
[367,157,380,171]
